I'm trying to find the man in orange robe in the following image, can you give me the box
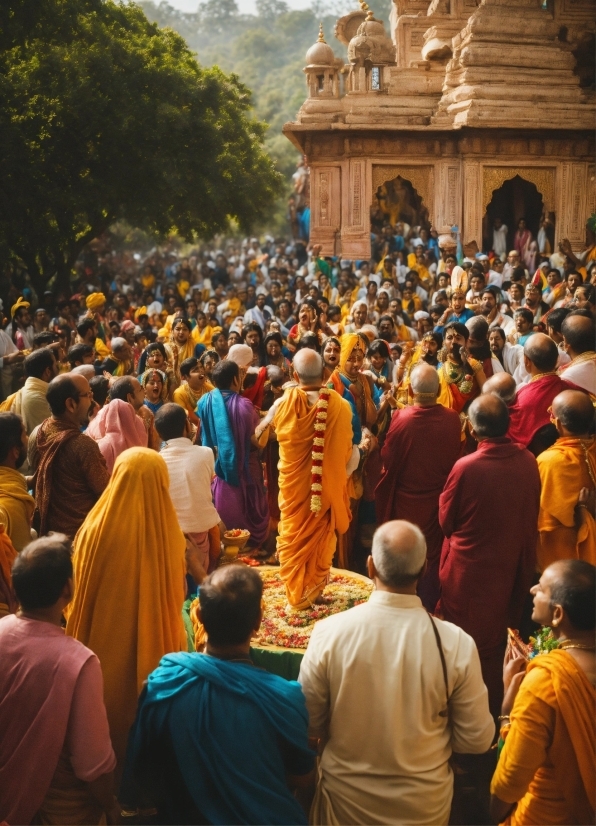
[490,560,595,826]
[536,389,596,571]
[263,349,354,609]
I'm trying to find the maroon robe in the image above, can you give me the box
[437,436,540,716]
[376,404,462,610]
[507,374,574,447]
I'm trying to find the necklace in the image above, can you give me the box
[558,639,595,651]
[530,371,558,382]
[567,350,596,367]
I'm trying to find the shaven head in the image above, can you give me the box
[293,348,323,385]
[70,364,95,380]
[561,315,595,356]
[468,393,509,438]
[410,363,439,396]
[371,521,427,588]
[547,559,595,631]
[524,333,558,372]
[482,372,517,405]
[552,389,595,436]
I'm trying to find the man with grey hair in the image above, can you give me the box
[300,519,494,826]
[100,336,133,376]
[256,347,357,608]
[481,371,517,406]
[438,394,540,717]
[376,363,462,610]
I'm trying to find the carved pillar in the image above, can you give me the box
[341,159,371,260]
[310,165,341,256]
[463,162,482,247]
[557,162,590,248]
[435,161,462,232]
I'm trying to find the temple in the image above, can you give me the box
[283,0,596,259]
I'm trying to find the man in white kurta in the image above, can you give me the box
[558,314,596,394]
[299,521,494,826]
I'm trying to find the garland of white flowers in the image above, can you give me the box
[310,387,331,513]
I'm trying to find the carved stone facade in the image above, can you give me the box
[284,0,595,259]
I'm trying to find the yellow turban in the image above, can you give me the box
[10,297,30,318]
[86,292,106,312]
[134,306,148,321]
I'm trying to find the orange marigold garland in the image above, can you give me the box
[310,388,331,513]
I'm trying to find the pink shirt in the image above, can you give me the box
[0,615,116,824]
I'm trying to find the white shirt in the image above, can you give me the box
[488,312,515,334]
[498,342,524,376]
[299,591,494,826]
[559,355,596,395]
[492,225,508,258]
[159,438,220,533]
[13,377,50,435]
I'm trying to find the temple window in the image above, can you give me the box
[371,67,381,90]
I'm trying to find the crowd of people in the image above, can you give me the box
[0,221,594,826]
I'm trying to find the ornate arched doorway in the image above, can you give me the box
[482,168,556,258]
[371,170,432,237]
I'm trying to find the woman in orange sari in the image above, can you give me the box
[490,559,595,826]
[66,448,187,772]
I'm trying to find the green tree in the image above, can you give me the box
[0,0,281,293]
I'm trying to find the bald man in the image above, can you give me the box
[267,349,354,608]
[558,314,596,394]
[29,373,109,536]
[438,395,540,717]
[300,520,494,826]
[482,372,517,406]
[507,333,575,455]
[536,389,596,570]
[376,363,462,610]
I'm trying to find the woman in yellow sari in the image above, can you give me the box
[66,448,187,771]
[165,318,196,383]
[491,560,595,826]
[192,311,221,349]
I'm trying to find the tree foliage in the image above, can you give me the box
[0,0,282,292]
[137,0,392,232]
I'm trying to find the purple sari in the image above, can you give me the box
[212,393,270,546]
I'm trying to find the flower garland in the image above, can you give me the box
[311,387,331,513]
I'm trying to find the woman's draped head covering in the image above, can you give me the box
[65,447,187,761]
[339,333,366,373]
[86,398,148,473]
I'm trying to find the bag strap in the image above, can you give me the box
[428,612,450,718]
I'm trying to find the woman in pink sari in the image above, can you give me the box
[514,218,534,270]
[86,398,147,473]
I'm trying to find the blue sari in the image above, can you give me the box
[124,652,314,825]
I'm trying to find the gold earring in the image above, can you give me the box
[552,619,558,627]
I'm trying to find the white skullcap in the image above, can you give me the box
[413,311,430,321]
[227,344,254,368]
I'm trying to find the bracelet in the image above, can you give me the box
[497,714,511,722]
[575,502,588,509]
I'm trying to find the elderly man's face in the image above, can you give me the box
[353,305,368,326]
[507,252,519,266]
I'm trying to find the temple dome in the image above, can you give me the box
[305,24,335,67]
[347,7,395,65]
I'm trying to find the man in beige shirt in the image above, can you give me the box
[299,520,494,826]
